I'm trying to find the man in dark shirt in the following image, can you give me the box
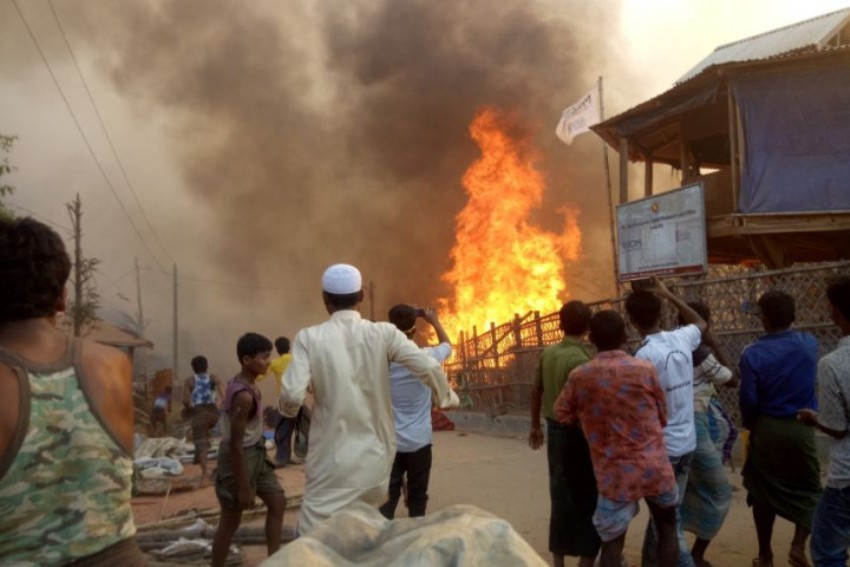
[739,290,821,567]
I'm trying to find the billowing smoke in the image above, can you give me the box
[57,0,623,372]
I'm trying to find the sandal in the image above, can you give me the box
[752,558,773,567]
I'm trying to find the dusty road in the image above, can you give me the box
[136,429,800,566]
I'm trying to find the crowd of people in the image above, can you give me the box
[0,216,848,567]
[532,278,850,567]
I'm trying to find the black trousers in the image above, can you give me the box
[379,444,432,519]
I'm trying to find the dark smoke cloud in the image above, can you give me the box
[63,0,622,334]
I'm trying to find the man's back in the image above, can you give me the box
[558,350,673,501]
[635,325,701,457]
[538,337,591,420]
[739,329,818,423]
[280,309,450,534]
[390,343,452,453]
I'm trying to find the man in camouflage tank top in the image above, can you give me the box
[0,217,144,566]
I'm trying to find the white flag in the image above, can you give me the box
[555,86,601,145]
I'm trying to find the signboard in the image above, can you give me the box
[616,182,707,281]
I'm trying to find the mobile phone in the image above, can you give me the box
[415,308,426,317]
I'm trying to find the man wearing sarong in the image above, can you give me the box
[279,264,458,535]
[740,290,821,567]
[797,276,850,566]
[529,300,599,567]
[679,302,737,567]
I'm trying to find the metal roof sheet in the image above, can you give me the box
[677,8,850,83]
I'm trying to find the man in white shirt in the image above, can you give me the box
[379,305,452,519]
[625,278,706,567]
[279,264,457,535]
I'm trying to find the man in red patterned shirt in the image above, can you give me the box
[555,310,679,567]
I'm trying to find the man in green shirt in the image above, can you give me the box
[529,300,599,567]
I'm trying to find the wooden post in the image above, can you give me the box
[680,138,691,183]
[534,311,543,346]
[619,139,629,204]
[172,263,178,379]
[67,194,83,337]
[512,313,522,349]
[490,322,499,368]
[135,257,147,393]
[644,155,654,197]
[459,330,467,368]
[472,325,480,367]
[727,85,740,212]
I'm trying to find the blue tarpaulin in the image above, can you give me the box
[732,64,850,213]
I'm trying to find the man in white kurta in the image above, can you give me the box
[279,264,457,535]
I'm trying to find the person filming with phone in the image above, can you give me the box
[379,304,453,519]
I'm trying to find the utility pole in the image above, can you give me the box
[173,262,178,379]
[367,280,376,321]
[68,194,83,337]
[135,257,147,391]
[135,257,145,336]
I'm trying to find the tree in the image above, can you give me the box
[66,194,101,335]
[0,134,17,221]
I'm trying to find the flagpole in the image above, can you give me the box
[598,76,620,297]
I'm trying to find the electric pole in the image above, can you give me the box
[367,280,376,321]
[173,262,178,379]
[135,257,147,388]
[68,194,83,337]
[135,257,144,336]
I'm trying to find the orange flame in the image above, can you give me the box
[438,107,582,340]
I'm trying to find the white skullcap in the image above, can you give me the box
[322,263,362,294]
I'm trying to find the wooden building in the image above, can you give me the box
[592,8,850,268]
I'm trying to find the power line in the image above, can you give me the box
[47,0,175,265]
[138,266,312,292]
[5,202,73,233]
[11,0,167,272]
[95,265,134,297]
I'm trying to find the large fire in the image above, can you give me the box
[438,107,582,341]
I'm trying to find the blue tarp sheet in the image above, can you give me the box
[732,64,850,213]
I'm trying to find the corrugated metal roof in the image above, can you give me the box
[677,8,850,83]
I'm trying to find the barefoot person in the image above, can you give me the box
[529,300,600,567]
[555,310,679,567]
[211,333,285,566]
[740,290,821,567]
[679,301,738,567]
[0,218,144,565]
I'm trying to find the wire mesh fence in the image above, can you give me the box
[446,260,850,422]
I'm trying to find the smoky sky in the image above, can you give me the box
[62,0,622,327]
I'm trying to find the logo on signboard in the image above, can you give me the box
[620,239,642,251]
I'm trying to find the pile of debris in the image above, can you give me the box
[136,495,301,565]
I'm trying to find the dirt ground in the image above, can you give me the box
[134,430,802,567]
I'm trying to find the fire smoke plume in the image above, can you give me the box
[438,107,582,340]
[52,0,622,367]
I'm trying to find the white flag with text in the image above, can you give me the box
[555,86,601,145]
